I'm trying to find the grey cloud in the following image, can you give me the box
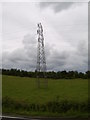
[2,51,36,71]
[2,33,88,72]
[76,40,88,69]
[77,40,88,56]
[23,34,36,45]
[2,34,69,71]
[66,41,88,72]
[2,2,88,72]
[2,49,33,70]
[47,50,70,71]
[22,34,37,60]
[2,34,37,71]
[40,2,74,13]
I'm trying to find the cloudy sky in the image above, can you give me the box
[2,2,88,72]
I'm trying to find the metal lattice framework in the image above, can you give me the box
[36,23,47,88]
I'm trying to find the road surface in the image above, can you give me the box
[0,116,88,120]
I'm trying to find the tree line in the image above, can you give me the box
[0,68,90,79]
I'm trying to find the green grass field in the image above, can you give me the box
[2,75,88,117]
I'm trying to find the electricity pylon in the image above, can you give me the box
[36,23,47,88]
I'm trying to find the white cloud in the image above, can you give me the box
[2,2,88,72]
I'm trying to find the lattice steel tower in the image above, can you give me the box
[36,23,47,88]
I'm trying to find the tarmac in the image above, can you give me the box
[0,116,88,120]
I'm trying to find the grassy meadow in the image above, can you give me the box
[2,75,88,117]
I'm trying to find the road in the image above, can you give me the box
[0,116,88,120]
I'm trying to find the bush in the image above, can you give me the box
[2,96,88,114]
